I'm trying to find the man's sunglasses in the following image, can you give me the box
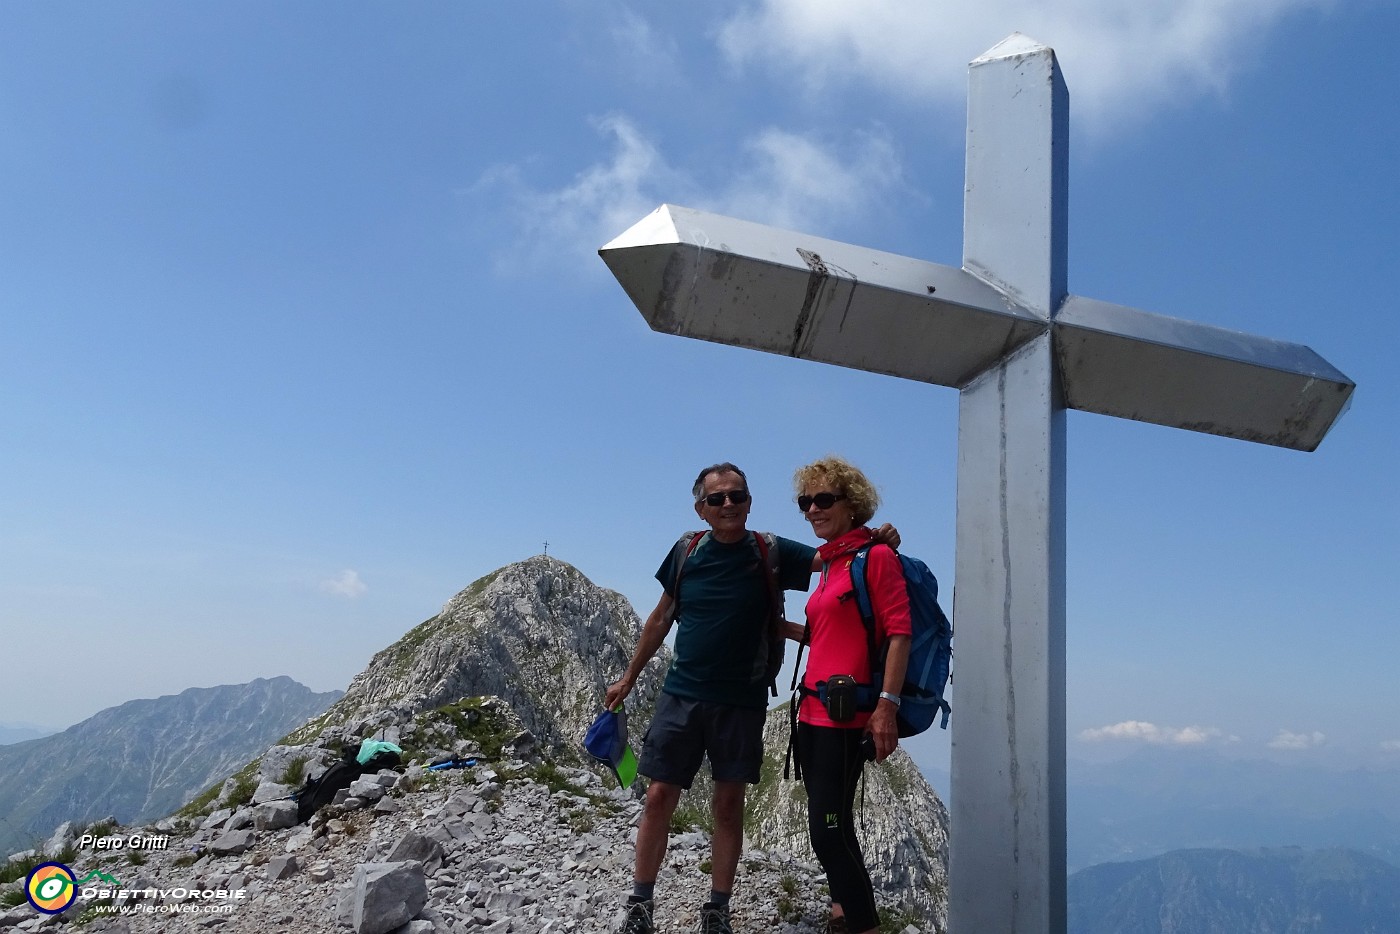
[702,490,751,507]
[798,493,847,512]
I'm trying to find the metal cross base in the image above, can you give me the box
[599,33,1353,934]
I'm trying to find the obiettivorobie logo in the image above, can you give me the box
[23,860,245,917]
[25,863,120,914]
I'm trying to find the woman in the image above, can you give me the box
[792,455,912,934]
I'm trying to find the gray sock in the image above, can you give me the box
[709,890,731,908]
[631,882,655,902]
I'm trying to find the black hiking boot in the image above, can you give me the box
[697,902,732,934]
[617,898,654,934]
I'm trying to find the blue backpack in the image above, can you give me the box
[849,544,953,735]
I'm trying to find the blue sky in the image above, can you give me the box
[2,2,1396,783]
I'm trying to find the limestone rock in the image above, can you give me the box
[251,781,292,804]
[265,854,298,881]
[347,778,386,802]
[208,828,254,856]
[252,800,298,832]
[43,821,77,856]
[385,832,444,875]
[351,861,428,934]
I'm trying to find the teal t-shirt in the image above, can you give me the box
[656,532,817,710]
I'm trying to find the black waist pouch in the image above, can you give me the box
[818,675,860,723]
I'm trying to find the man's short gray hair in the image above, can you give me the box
[692,462,748,502]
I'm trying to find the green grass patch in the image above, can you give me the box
[882,757,912,797]
[84,819,118,838]
[0,854,34,886]
[669,800,714,835]
[878,907,929,934]
[0,842,74,884]
[532,761,585,797]
[223,763,260,810]
[464,569,502,601]
[277,757,308,787]
[178,781,223,819]
[776,872,802,922]
[177,752,263,818]
[411,696,518,763]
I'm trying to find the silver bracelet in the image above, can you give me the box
[878,691,902,708]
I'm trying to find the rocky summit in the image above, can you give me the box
[288,557,671,763]
[0,556,949,933]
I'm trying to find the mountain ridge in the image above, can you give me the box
[1068,747,1400,870]
[0,675,340,857]
[1067,845,1400,933]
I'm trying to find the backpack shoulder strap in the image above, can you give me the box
[848,543,893,684]
[669,531,708,621]
[849,545,874,626]
[750,531,784,619]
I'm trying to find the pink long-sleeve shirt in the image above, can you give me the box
[798,527,912,729]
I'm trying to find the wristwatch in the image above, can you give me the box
[878,691,902,707]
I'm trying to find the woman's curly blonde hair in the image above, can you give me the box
[793,455,880,527]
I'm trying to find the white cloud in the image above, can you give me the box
[470,114,681,274]
[1381,739,1400,753]
[474,116,907,273]
[320,569,367,599]
[714,128,904,233]
[1268,729,1327,750]
[716,0,1328,132]
[609,8,682,80]
[1079,719,1231,746]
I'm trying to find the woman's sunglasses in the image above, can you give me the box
[798,493,847,512]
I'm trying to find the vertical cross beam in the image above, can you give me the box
[951,36,1068,934]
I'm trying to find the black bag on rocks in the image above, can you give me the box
[293,740,403,824]
[294,748,361,824]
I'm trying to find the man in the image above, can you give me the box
[605,462,895,934]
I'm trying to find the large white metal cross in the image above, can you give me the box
[599,34,1353,934]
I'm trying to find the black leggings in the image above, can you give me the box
[797,722,878,932]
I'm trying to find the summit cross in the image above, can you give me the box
[598,34,1353,934]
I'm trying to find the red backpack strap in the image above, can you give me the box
[668,531,709,622]
[750,531,782,619]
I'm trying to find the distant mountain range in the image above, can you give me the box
[0,722,56,745]
[906,747,1400,873]
[1068,749,1400,871]
[1068,846,1400,933]
[0,676,340,857]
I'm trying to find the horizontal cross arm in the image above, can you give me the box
[600,205,1046,388]
[1054,295,1355,451]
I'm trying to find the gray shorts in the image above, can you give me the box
[637,692,766,788]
